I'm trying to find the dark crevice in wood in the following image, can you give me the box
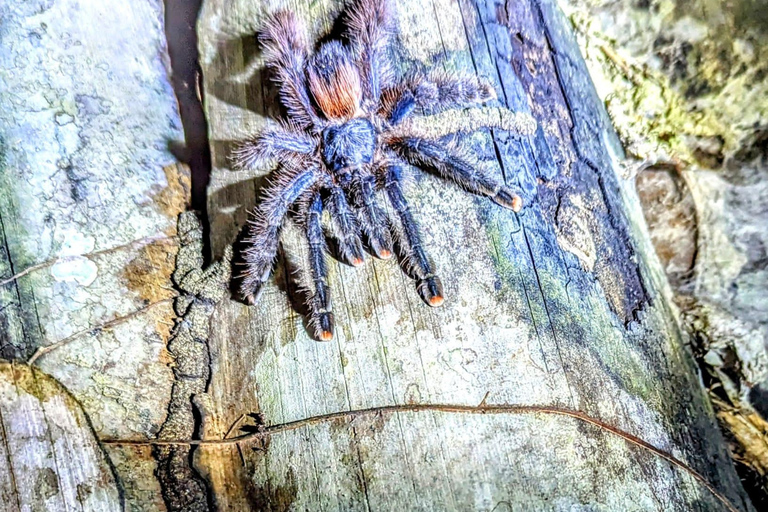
[153,214,218,512]
[78,402,128,508]
[351,425,373,512]
[191,398,218,512]
[536,0,650,325]
[164,0,212,261]
[521,225,576,404]
[0,213,33,361]
[153,445,210,512]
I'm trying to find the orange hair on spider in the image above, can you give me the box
[306,41,362,120]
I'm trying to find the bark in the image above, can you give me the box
[0,0,756,510]
[0,0,186,509]
[555,0,768,503]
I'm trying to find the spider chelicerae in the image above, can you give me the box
[233,0,536,340]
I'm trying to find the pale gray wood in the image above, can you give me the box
[0,362,121,511]
[0,0,186,509]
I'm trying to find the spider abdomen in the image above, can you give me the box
[321,117,376,174]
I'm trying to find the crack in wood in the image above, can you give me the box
[0,212,38,360]
[153,212,231,512]
[492,0,650,325]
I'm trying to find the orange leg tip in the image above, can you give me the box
[511,196,523,213]
[378,249,392,259]
[320,331,334,341]
[428,295,445,307]
[352,258,365,267]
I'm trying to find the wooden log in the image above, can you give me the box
[191,0,754,510]
[0,0,187,508]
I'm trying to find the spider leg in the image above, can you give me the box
[350,171,393,259]
[386,107,537,141]
[239,167,320,304]
[260,11,321,127]
[326,184,366,266]
[346,0,393,106]
[381,71,494,122]
[392,137,524,212]
[383,164,444,306]
[231,122,317,170]
[304,191,335,340]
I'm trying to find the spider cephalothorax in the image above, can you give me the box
[233,0,536,340]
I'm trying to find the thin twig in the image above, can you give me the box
[0,234,176,288]
[27,297,176,365]
[101,402,740,512]
[224,414,248,439]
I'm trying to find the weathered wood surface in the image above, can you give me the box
[189,0,753,510]
[0,0,186,509]
[557,0,768,503]
[0,0,756,510]
[0,362,121,511]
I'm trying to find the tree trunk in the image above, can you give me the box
[0,0,755,510]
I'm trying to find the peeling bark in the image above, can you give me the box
[555,0,768,504]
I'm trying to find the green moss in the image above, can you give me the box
[486,223,517,297]
[485,216,665,404]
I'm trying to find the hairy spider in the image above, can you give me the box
[233,0,536,341]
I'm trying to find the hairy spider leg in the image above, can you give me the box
[346,0,393,106]
[414,73,495,111]
[240,169,319,304]
[260,12,320,127]
[305,192,335,340]
[350,170,393,259]
[231,124,316,170]
[326,184,366,266]
[395,137,523,212]
[384,164,444,306]
[388,90,416,124]
[383,72,495,121]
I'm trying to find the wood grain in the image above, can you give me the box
[0,0,187,509]
[193,0,753,509]
[0,362,121,511]
[0,0,755,509]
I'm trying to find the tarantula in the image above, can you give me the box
[233,0,536,340]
